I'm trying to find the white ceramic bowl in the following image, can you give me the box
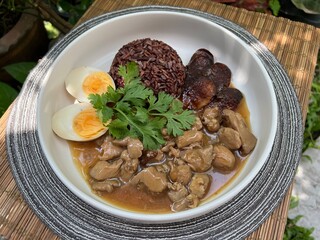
[37,10,277,223]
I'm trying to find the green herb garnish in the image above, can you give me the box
[88,61,195,150]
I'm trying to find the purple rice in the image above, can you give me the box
[109,38,186,97]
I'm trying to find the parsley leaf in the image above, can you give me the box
[108,119,130,139]
[148,92,174,113]
[121,83,153,106]
[149,98,195,137]
[118,61,140,84]
[88,93,113,123]
[89,61,195,150]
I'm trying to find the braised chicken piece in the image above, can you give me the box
[192,117,203,131]
[89,159,123,180]
[169,164,192,185]
[99,137,124,161]
[168,146,180,158]
[167,182,188,203]
[182,142,202,150]
[176,129,203,148]
[155,164,170,174]
[218,127,242,150]
[171,193,200,212]
[91,179,121,192]
[189,174,211,198]
[140,150,164,166]
[112,137,143,159]
[130,166,168,193]
[201,107,221,132]
[212,145,236,171]
[119,150,131,161]
[112,136,130,146]
[186,193,200,209]
[119,158,139,183]
[127,138,143,159]
[223,109,257,155]
[161,141,176,153]
[181,145,214,172]
[171,197,189,212]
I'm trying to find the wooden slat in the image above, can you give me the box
[1,0,319,239]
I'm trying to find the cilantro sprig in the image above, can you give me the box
[88,61,195,150]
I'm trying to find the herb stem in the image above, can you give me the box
[115,107,144,136]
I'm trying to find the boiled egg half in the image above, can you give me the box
[65,67,115,103]
[52,103,108,141]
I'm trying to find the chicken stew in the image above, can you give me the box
[65,43,257,213]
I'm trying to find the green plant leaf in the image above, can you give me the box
[269,0,281,16]
[57,0,94,24]
[302,154,313,162]
[303,58,320,153]
[118,61,140,83]
[289,196,299,209]
[284,215,315,240]
[44,21,60,39]
[3,62,36,84]
[148,91,173,113]
[284,196,315,240]
[291,0,320,14]
[0,82,18,117]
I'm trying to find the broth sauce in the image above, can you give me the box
[69,98,251,213]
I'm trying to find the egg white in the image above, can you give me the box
[51,102,108,141]
[65,66,115,103]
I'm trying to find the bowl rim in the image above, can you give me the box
[36,9,278,223]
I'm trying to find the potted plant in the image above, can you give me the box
[0,0,93,117]
[0,0,93,85]
[0,0,78,83]
[0,1,50,88]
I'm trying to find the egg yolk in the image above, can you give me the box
[82,72,114,95]
[73,107,105,139]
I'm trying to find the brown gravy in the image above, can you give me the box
[69,98,250,213]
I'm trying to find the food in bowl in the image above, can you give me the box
[52,38,257,213]
[65,66,116,103]
[51,102,109,141]
[109,38,185,97]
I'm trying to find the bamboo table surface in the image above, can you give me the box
[1,0,320,239]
